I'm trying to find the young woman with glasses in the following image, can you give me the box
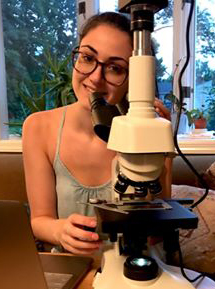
[22,12,171,255]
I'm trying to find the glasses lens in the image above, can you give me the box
[104,62,127,86]
[72,50,128,86]
[73,51,96,74]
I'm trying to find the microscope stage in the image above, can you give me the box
[94,199,198,236]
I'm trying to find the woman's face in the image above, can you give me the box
[72,24,132,110]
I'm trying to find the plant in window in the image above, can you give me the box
[18,50,76,113]
[7,50,76,134]
[185,105,208,129]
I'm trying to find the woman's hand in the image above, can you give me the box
[58,214,102,255]
[154,97,171,121]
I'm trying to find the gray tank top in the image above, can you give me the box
[53,107,112,218]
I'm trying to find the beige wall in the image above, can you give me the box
[1,152,215,203]
[0,152,27,202]
[172,154,215,187]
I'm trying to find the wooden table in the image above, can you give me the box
[39,252,101,289]
[40,252,215,289]
[76,255,100,289]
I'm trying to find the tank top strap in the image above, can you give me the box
[54,106,67,163]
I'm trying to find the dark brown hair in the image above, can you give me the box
[79,12,132,44]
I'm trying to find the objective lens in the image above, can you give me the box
[148,179,162,195]
[134,186,148,197]
[114,179,128,194]
[114,173,129,194]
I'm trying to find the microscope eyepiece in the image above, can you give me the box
[90,92,120,142]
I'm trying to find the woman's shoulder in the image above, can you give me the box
[23,107,64,128]
[22,106,68,139]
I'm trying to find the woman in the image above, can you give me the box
[22,12,171,255]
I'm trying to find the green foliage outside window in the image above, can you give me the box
[2,0,77,135]
[7,50,77,135]
[206,88,215,131]
[3,0,214,135]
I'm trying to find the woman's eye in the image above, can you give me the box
[80,53,94,63]
[107,64,125,74]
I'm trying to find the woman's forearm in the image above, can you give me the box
[31,216,65,245]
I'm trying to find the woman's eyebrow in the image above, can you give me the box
[80,45,128,64]
[80,45,98,54]
[109,56,129,64]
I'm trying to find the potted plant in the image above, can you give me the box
[185,105,208,129]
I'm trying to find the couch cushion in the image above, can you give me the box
[172,184,215,275]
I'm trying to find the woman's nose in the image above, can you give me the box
[88,65,104,85]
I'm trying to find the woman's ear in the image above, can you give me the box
[116,93,129,115]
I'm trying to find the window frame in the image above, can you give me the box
[0,0,9,141]
[1,0,215,154]
[172,0,196,112]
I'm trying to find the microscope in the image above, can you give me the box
[90,1,214,288]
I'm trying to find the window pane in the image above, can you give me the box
[99,0,118,12]
[195,0,215,131]
[153,1,173,110]
[1,0,77,139]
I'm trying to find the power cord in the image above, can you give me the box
[177,239,206,283]
[173,0,209,283]
[173,0,209,209]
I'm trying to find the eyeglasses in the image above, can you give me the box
[72,47,128,87]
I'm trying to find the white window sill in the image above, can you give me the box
[177,131,215,154]
[178,138,215,154]
[0,137,215,155]
[0,139,22,152]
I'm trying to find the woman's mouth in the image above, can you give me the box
[84,84,107,97]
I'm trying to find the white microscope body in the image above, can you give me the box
[93,245,196,289]
[92,1,215,288]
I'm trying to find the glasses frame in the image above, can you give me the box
[72,47,129,87]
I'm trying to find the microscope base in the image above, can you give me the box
[93,247,214,289]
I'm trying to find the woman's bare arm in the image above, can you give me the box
[22,112,101,254]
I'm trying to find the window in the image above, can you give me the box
[99,0,118,12]
[172,0,215,135]
[153,2,173,106]
[195,0,215,131]
[0,0,117,142]
[0,0,78,141]
[0,0,215,153]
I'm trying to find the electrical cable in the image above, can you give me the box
[152,3,206,282]
[177,239,205,283]
[173,0,209,209]
[173,0,208,282]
